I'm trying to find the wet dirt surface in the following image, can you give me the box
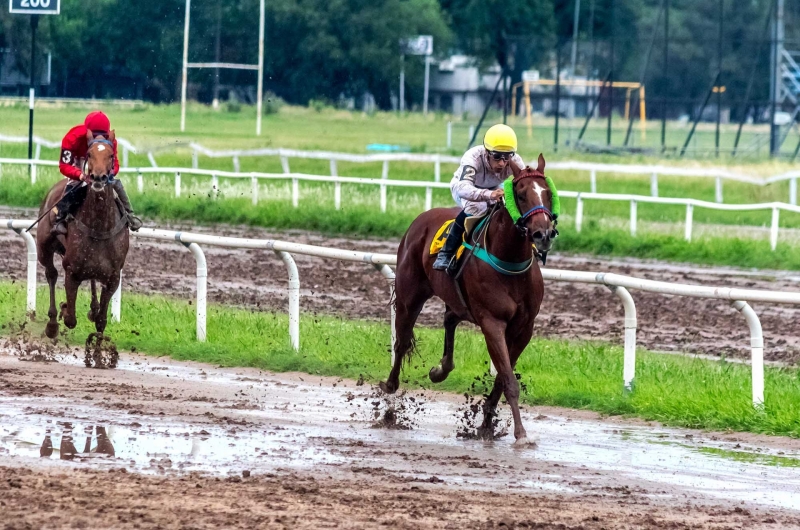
[4,213,800,364]
[2,351,800,529]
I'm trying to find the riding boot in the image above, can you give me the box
[111,179,143,231]
[433,210,468,271]
[51,181,83,236]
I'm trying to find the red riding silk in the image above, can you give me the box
[59,125,120,180]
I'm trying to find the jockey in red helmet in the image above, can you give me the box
[52,111,142,235]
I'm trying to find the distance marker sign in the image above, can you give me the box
[9,0,60,15]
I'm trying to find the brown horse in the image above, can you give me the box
[37,129,130,346]
[381,155,558,446]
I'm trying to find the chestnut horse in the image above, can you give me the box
[37,130,129,346]
[381,155,558,446]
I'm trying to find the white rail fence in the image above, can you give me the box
[6,218,800,408]
[2,158,799,251]
[4,133,800,204]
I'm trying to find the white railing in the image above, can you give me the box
[0,134,138,169]
[2,158,799,251]
[6,219,800,407]
[5,133,800,203]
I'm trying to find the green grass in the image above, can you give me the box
[2,281,799,437]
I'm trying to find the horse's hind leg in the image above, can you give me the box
[379,287,430,395]
[42,249,60,339]
[429,308,461,383]
[94,274,120,334]
[87,280,99,322]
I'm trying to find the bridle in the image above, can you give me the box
[83,137,116,180]
[509,170,558,237]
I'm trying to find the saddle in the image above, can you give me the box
[428,211,490,260]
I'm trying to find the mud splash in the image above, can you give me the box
[346,386,426,430]
[0,321,78,363]
[84,333,119,369]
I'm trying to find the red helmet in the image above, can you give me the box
[84,111,110,135]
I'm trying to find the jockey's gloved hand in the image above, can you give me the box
[489,189,504,201]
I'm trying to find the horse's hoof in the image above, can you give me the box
[64,316,77,330]
[379,380,398,394]
[44,322,59,339]
[428,365,450,384]
[513,435,538,448]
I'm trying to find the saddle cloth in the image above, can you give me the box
[428,211,490,257]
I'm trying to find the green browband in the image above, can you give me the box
[502,175,561,223]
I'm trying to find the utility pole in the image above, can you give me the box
[770,0,784,156]
[213,1,221,109]
[661,0,669,151]
[607,0,615,145]
[27,15,38,162]
[715,0,723,157]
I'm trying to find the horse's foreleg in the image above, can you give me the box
[62,274,80,330]
[380,292,428,395]
[429,308,460,383]
[479,317,529,445]
[42,251,60,339]
[87,280,99,322]
[94,275,119,334]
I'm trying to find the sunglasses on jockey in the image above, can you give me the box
[488,150,515,161]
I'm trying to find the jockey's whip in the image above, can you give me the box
[25,181,86,232]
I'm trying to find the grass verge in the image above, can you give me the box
[1,281,798,437]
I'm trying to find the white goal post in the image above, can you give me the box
[180,0,266,136]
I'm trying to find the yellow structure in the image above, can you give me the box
[511,79,647,140]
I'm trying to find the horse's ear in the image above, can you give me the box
[509,159,522,179]
[537,153,546,173]
[85,129,93,143]
[109,129,116,143]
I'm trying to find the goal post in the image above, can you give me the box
[180,0,266,135]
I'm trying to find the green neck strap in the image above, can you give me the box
[502,174,561,222]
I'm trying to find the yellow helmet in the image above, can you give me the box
[483,124,517,153]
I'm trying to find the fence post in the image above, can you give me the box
[791,178,797,206]
[111,274,121,323]
[770,207,780,251]
[425,187,432,211]
[137,172,143,193]
[292,178,299,207]
[382,160,389,180]
[732,301,764,408]
[233,155,241,173]
[31,163,36,184]
[281,156,290,174]
[275,250,300,351]
[11,226,37,314]
[468,125,475,144]
[211,174,219,194]
[181,241,207,342]
[590,169,597,193]
[630,200,637,236]
[122,147,129,168]
[175,172,181,198]
[434,155,441,183]
[715,177,723,203]
[192,150,198,169]
[446,121,452,148]
[380,183,387,213]
[685,204,693,242]
[606,285,637,392]
[374,264,396,364]
[650,173,658,197]
[251,176,259,205]
[575,194,583,233]
[34,143,41,161]
[334,181,341,210]
[329,159,337,177]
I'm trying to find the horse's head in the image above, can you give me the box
[84,128,116,192]
[506,154,559,253]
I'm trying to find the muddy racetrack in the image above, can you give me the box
[2,352,800,529]
[3,215,800,363]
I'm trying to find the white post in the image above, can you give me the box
[590,169,597,193]
[292,178,299,207]
[575,194,583,233]
[732,301,764,407]
[447,121,452,148]
[423,55,431,115]
[12,227,37,314]
[137,173,143,193]
[770,207,780,251]
[31,163,37,184]
[630,200,637,237]
[684,204,693,242]
[715,176,723,203]
[434,155,441,182]
[255,0,266,136]
[375,264,396,364]
[111,274,121,323]
[791,177,798,205]
[191,150,198,169]
[425,187,432,211]
[329,159,337,177]
[34,143,41,160]
[334,182,341,210]
[650,172,658,197]
[122,147,129,168]
[381,160,389,180]
[468,125,475,144]
[399,54,405,113]
[183,241,207,342]
[180,0,191,132]
[275,250,300,351]
[175,172,181,198]
[251,176,258,205]
[281,156,290,174]
[380,184,387,213]
[233,155,240,173]
[147,152,158,168]
[211,174,219,193]
[607,285,637,392]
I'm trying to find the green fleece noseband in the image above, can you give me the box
[503,174,561,223]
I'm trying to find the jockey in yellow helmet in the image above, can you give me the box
[433,124,524,272]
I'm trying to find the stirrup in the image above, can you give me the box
[432,252,453,271]
[127,214,143,232]
[52,221,68,236]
